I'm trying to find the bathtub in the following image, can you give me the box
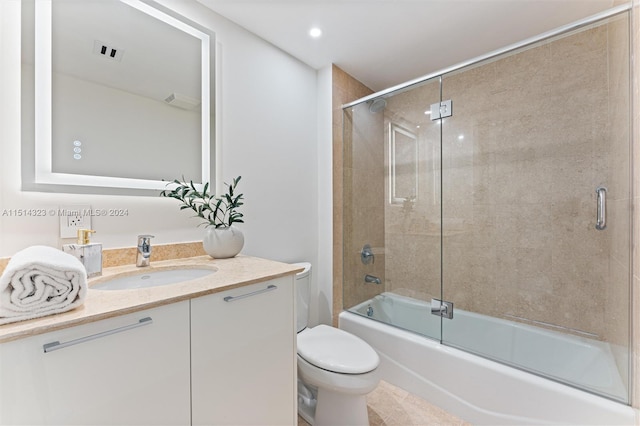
[339,292,637,425]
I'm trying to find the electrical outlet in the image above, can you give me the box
[59,205,92,238]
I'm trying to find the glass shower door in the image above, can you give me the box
[343,77,444,342]
[439,14,631,403]
[382,78,443,340]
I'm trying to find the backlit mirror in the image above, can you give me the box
[21,0,215,192]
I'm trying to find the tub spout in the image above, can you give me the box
[365,274,382,285]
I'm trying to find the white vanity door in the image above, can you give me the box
[0,301,191,426]
[191,276,297,426]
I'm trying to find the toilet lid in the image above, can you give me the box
[297,325,379,374]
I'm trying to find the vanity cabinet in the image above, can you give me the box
[0,301,191,425]
[191,276,297,425]
[0,273,297,425]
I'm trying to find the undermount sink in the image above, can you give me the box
[91,268,216,291]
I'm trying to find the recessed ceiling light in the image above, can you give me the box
[309,27,322,38]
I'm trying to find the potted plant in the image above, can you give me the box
[160,176,245,258]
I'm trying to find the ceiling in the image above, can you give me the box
[196,0,616,92]
[22,0,205,105]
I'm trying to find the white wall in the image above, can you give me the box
[0,0,319,281]
[315,65,333,326]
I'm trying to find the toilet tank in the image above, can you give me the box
[292,262,311,333]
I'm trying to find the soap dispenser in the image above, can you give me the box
[62,229,103,278]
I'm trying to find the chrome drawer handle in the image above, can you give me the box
[43,317,153,353]
[223,285,277,302]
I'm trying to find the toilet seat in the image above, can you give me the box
[297,325,379,374]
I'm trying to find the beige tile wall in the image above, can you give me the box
[384,79,442,302]
[443,23,617,339]
[605,13,632,359]
[631,0,639,410]
[332,65,376,325]
[342,98,387,312]
[380,20,631,346]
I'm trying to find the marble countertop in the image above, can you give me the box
[0,255,302,343]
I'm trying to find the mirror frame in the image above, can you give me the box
[22,0,217,193]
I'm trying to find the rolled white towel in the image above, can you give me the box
[0,245,87,325]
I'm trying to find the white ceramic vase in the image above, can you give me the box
[203,225,244,258]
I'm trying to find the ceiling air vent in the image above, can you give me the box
[164,93,201,110]
[92,40,124,62]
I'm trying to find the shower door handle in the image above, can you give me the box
[595,186,607,230]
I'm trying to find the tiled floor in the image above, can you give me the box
[297,380,470,426]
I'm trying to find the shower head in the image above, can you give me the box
[368,98,387,113]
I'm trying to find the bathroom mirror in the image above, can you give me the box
[21,0,216,193]
[389,124,418,204]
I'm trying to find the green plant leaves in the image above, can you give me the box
[159,176,244,228]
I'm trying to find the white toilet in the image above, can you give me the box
[294,262,380,426]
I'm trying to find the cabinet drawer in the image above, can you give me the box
[0,301,191,426]
[191,276,296,425]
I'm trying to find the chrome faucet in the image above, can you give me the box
[361,244,375,265]
[364,274,381,285]
[136,235,154,267]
